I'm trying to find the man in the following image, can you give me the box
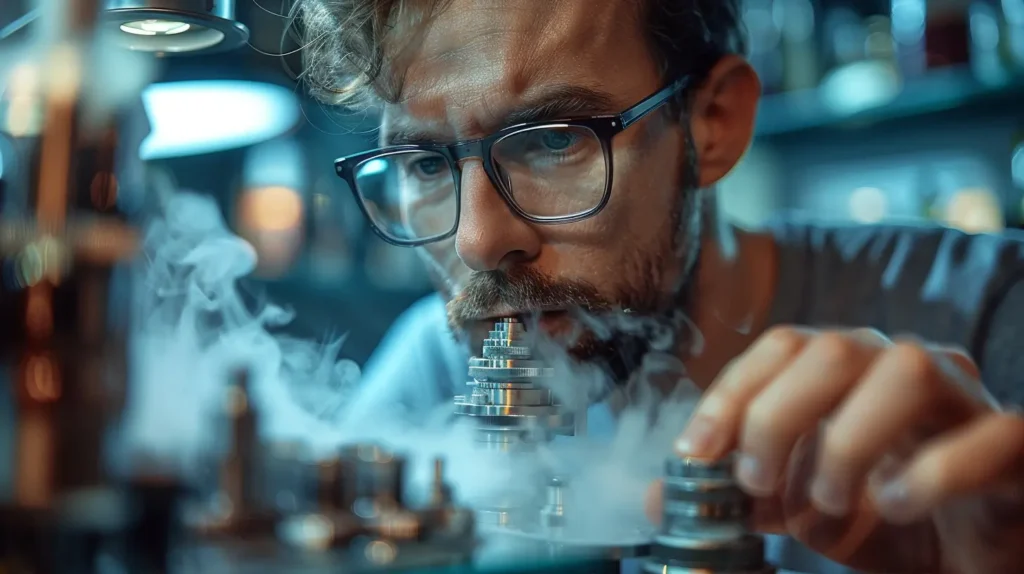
[301,0,1024,572]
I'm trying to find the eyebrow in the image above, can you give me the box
[384,84,619,146]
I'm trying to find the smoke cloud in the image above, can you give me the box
[120,191,360,475]
[118,189,703,563]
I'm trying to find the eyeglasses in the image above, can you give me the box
[334,77,690,247]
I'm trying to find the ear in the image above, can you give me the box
[688,56,761,188]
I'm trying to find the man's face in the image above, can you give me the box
[381,1,699,365]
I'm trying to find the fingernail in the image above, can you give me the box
[675,416,722,456]
[872,478,926,524]
[810,475,853,517]
[736,454,778,496]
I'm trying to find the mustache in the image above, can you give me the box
[446,267,609,327]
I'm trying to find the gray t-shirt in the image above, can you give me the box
[355,222,1024,573]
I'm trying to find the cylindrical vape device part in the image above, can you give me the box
[644,455,775,574]
[454,318,574,450]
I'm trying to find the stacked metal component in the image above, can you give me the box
[452,319,650,573]
[644,455,776,574]
[453,318,575,451]
[452,318,571,533]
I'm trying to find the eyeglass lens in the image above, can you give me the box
[352,125,608,243]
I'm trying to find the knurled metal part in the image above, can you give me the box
[644,455,775,574]
[453,317,574,439]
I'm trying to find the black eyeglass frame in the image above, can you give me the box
[334,76,691,247]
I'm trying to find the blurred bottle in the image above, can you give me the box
[776,0,822,91]
[926,0,974,69]
[969,0,1010,83]
[819,2,899,114]
[892,0,929,75]
[743,0,786,94]
[1004,0,1024,68]
[823,4,870,71]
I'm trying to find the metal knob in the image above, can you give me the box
[645,455,775,574]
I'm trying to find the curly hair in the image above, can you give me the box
[296,0,746,108]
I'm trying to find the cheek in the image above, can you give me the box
[416,240,470,288]
[606,137,683,243]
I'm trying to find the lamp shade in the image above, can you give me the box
[102,0,249,55]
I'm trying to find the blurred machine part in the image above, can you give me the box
[644,455,775,574]
[100,0,249,55]
[0,0,145,571]
[140,368,478,573]
[454,318,575,451]
[276,443,477,573]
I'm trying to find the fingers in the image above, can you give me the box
[675,326,813,458]
[735,332,881,496]
[812,342,991,517]
[644,479,662,525]
[870,412,1024,524]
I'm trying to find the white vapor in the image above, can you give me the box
[120,191,360,476]
[117,189,703,564]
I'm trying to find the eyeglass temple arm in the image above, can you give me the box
[618,77,690,129]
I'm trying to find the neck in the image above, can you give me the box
[681,222,778,390]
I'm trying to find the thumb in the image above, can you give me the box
[644,479,663,525]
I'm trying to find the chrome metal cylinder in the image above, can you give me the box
[453,318,574,451]
[644,455,775,574]
[539,477,566,532]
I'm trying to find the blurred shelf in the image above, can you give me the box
[756,66,1024,138]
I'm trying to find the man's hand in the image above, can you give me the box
[650,327,1024,573]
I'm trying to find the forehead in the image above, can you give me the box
[383,0,659,137]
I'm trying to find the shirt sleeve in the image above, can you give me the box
[976,275,1024,409]
[345,294,467,425]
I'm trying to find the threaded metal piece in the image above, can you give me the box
[453,318,574,448]
[644,455,775,574]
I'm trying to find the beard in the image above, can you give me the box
[445,131,706,387]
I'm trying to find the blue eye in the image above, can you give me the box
[412,157,446,177]
[540,130,577,151]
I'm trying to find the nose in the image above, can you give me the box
[454,161,541,271]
